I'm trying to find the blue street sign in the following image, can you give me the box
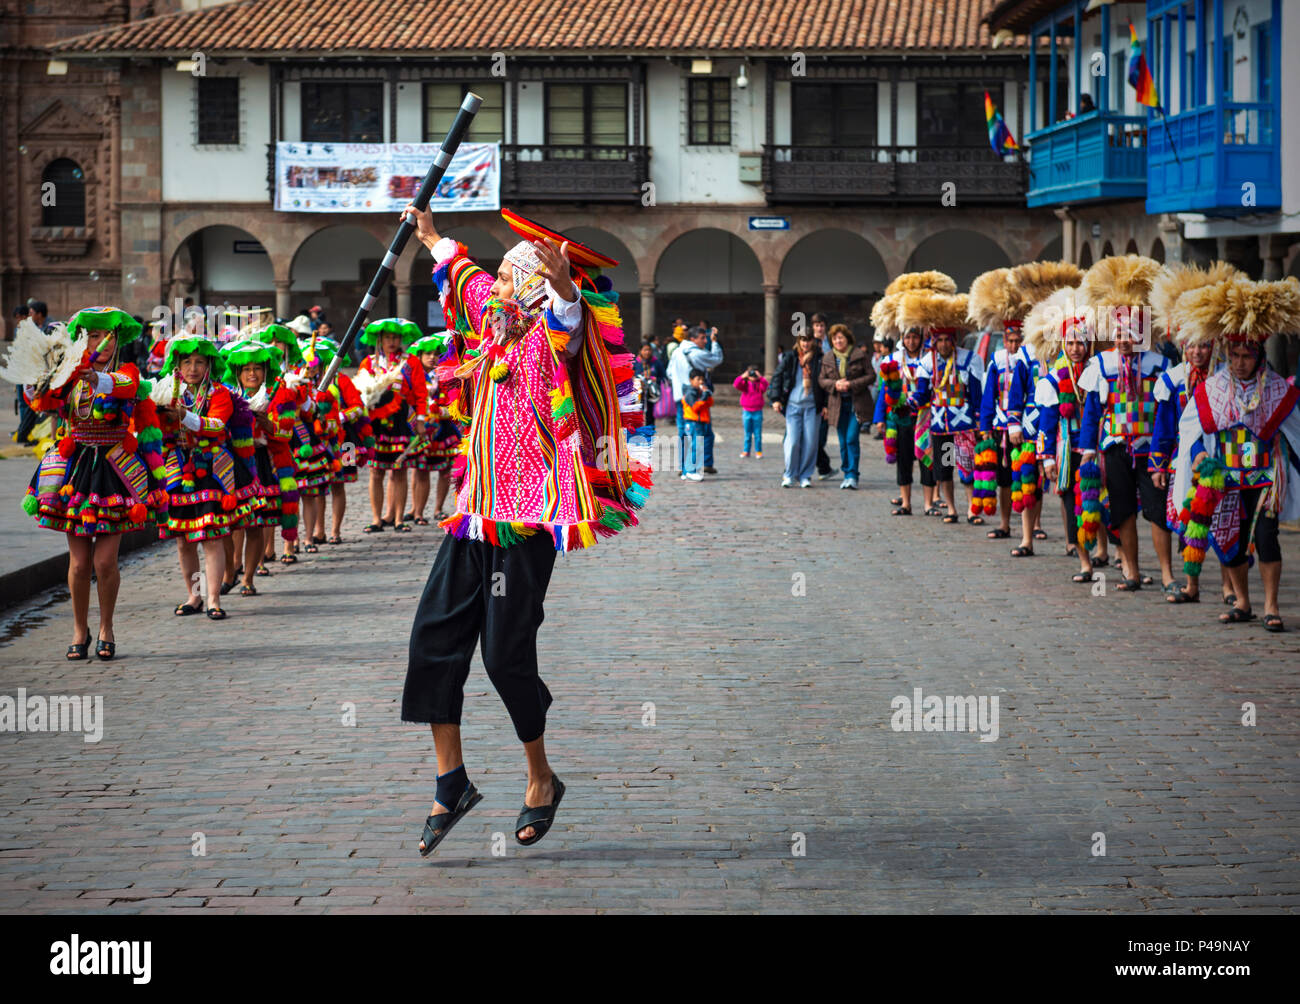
[748,216,790,231]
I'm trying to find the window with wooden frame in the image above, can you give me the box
[41,159,86,227]
[917,83,998,147]
[688,78,731,144]
[301,82,383,142]
[791,82,877,147]
[197,76,240,145]
[545,82,628,159]
[424,81,504,142]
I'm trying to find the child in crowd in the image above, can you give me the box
[680,369,712,482]
[734,363,768,458]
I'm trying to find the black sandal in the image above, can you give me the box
[1167,588,1199,604]
[402,512,415,523]
[1010,545,1034,557]
[1092,556,1109,568]
[219,579,235,595]
[1115,578,1142,592]
[515,775,566,847]
[987,528,1010,539]
[1071,571,1095,584]
[255,563,271,576]
[1033,529,1048,540]
[395,522,413,532]
[890,497,903,507]
[890,506,912,516]
[174,599,203,616]
[1223,593,1237,606]
[967,515,985,525]
[1263,613,1284,632]
[924,506,943,517]
[419,781,483,857]
[1065,546,1078,558]
[413,516,430,526]
[1220,606,1254,624]
[363,523,384,533]
[206,607,227,621]
[280,553,297,564]
[304,543,319,554]
[1140,574,1155,586]
[312,535,326,545]
[240,584,258,597]
[96,637,116,660]
[942,513,959,524]
[381,518,395,527]
[66,633,91,660]
[327,535,342,545]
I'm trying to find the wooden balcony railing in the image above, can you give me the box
[763,145,1027,203]
[501,144,651,202]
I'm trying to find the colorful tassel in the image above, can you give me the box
[1010,442,1037,513]
[1179,455,1227,576]
[972,436,998,516]
[21,493,38,516]
[1076,459,1104,552]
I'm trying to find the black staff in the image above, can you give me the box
[319,91,482,390]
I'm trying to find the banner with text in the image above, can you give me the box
[274,142,499,213]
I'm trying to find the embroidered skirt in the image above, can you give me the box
[26,440,160,537]
[410,419,461,473]
[158,443,260,541]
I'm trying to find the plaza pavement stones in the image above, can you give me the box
[0,410,1296,913]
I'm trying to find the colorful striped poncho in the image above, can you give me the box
[433,245,652,551]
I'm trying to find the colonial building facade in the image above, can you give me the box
[21,0,1291,380]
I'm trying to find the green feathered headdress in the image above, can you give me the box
[67,306,144,344]
[220,337,282,382]
[410,332,453,357]
[250,323,304,367]
[302,336,340,369]
[160,335,220,378]
[360,317,422,347]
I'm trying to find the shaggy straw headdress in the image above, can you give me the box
[898,292,972,334]
[1173,276,1300,349]
[870,293,902,339]
[1009,261,1084,305]
[1150,261,1240,338]
[966,268,1022,331]
[1023,287,1095,366]
[1079,254,1163,344]
[885,270,957,297]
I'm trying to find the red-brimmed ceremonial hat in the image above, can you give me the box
[500,208,619,269]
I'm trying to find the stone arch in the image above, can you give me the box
[1102,240,1115,258]
[166,223,275,315]
[288,224,389,323]
[654,227,764,370]
[779,228,889,344]
[1036,235,1064,261]
[1125,238,1140,254]
[1078,241,1094,267]
[905,229,1011,290]
[1150,237,1166,263]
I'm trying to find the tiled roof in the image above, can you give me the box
[54,0,1022,56]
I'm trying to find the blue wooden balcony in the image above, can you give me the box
[1146,101,1281,214]
[1025,111,1148,207]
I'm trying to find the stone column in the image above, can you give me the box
[1054,207,1076,264]
[1261,235,1288,375]
[763,282,780,375]
[274,278,291,320]
[1158,214,1182,263]
[639,282,655,343]
[395,280,412,322]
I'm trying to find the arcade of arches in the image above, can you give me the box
[153,205,1066,381]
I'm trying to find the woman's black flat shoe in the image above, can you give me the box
[515,775,566,847]
[419,782,483,857]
